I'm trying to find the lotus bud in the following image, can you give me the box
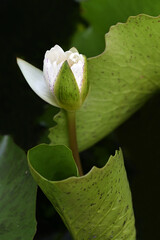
[17,45,89,111]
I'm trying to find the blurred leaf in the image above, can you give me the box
[116,94,160,240]
[28,145,136,240]
[37,105,59,144]
[72,0,160,57]
[49,15,160,152]
[0,136,37,240]
[37,106,59,129]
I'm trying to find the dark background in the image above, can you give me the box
[1,0,160,239]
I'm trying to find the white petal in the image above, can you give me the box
[65,50,73,61]
[71,60,84,91]
[45,45,66,64]
[68,52,81,66]
[69,47,78,53]
[43,58,63,91]
[43,58,56,90]
[65,48,79,66]
[17,58,59,107]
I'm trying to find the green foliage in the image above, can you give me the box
[28,145,136,240]
[0,136,37,240]
[49,15,160,152]
[28,144,78,181]
[72,0,160,57]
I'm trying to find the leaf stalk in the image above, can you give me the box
[66,110,83,176]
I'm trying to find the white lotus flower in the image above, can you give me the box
[17,45,88,111]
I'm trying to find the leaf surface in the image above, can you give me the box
[72,0,160,57]
[0,136,37,240]
[49,15,160,152]
[28,144,136,240]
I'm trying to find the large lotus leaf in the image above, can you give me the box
[28,144,136,240]
[73,0,160,57]
[49,15,160,152]
[0,136,37,240]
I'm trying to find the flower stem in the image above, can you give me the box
[66,111,83,176]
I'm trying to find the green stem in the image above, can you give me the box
[66,111,83,176]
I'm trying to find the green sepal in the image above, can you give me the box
[54,61,81,111]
